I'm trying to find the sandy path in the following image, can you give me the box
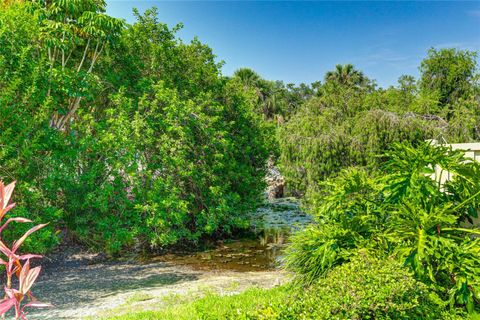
[29,257,286,319]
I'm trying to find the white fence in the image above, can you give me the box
[431,142,480,185]
[447,142,480,160]
[431,141,480,227]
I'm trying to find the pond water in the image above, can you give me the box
[146,228,289,272]
[147,198,311,272]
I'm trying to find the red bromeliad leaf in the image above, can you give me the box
[12,223,48,253]
[13,260,22,277]
[25,267,42,293]
[0,181,6,210]
[20,266,41,294]
[0,217,33,234]
[18,254,43,261]
[0,181,16,218]
[0,180,51,318]
[0,203,16,220]
[3,287,20,299]
[0,240,12,257]
[0,182,3,208]
[19,259,30,293]
[0,297,16,314]
[2,181,16,209]
[8,218,32,223]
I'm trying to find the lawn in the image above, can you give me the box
[102,286,287,320]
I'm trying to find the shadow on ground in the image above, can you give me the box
[28,254,200,319]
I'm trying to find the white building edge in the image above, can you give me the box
[429,140,480,227]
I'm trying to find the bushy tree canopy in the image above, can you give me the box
[420,48,479,108]
[0,2,271,253]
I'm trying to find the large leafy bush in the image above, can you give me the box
[62,81,271,251]
[286,142,480,313]
[0,3,271,254]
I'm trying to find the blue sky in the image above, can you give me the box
[106,1,480,88]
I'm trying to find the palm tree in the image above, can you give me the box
[233,68,262,89]
[234,68,277,119]
[325,64,367,86]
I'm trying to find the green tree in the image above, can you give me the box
[233,68,311,121]
[233,68,262,89]
[0,3,271,254]
[29,0,125,130]
[419,48,479,108]
[278,71,439,196]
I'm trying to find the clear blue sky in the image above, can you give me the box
[106,1,480,88]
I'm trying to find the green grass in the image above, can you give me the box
[125,293,154,304]
[102,286,288,320]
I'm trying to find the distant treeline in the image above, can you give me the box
[234,49,479,198]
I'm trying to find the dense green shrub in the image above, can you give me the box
[285,142,480,313]
[0,3,271,254]
[284,168,386,281]
[62,81,271,251]
[254,256,464,320]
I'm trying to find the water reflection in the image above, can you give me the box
[147,199,310,272]
[148,228,290,272]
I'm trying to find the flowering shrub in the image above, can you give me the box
[0,181,50,319]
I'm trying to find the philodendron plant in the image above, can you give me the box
[0,181,51,319]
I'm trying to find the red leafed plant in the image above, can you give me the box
[0,181,51,319]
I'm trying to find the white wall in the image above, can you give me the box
[432,142,480,227]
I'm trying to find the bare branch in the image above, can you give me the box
[64,48,74,67]
[77,38,91,73]
[57,97,83,130]
[61,31,65,68]
[87,40,101,73]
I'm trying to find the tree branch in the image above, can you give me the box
[77,38,91,73]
